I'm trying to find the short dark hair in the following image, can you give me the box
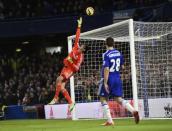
[106,37,114,47]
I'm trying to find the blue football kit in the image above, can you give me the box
[98,49,124,97]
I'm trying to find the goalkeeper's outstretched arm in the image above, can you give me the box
[73,17,82,48]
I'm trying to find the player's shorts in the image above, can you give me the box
[60,66,74,81]
[98,77,123,97]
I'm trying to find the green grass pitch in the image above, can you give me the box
[0,119,172,131]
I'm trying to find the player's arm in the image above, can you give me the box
[68,56,83,72]
[103,54,110,93]
[104,67,109,84]
[71,59,82,71]
[73,17,82,48]
[68,62,79,72]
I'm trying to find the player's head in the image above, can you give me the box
[79,44,88,53]
[106,37,114,47]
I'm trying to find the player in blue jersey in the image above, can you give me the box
[98,37,139,126]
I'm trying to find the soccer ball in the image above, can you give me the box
[86,7,94,16]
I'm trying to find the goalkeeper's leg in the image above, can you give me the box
[61,88,75,112]
[59,67,75,112]
[49,76,73,104]
[50,67,75,112]
[49,76,64,104]
[49,67,73,104]
[115,97,140,124]
[58,80,75,112]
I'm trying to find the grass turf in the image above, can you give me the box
[0,119,172,131]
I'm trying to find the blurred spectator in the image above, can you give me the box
[0,50,65,106]
[22,93,30,105]
[0,0,171,106]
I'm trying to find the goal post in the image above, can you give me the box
[67,37,77,120]
[128,19,139,111]
[68,19,172,120]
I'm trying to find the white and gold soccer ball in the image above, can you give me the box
[86,7,94,16]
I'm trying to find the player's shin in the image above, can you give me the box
[62,89,75,112]
[49,83,61,104]
[117,98,140,124]
[54,83,61,99]
[121,99,135,113]
[61,89,72,104]
[101,100,113,123]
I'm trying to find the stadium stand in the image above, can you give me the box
[0,0,172,107]
[0,0,169,20]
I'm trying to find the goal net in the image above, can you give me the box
[68,19,172,119]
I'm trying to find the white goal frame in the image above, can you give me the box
[68,19,138,120]
[68,18,172,120]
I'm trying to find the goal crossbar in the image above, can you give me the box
[68,19,130,39]
[68,19,172,42]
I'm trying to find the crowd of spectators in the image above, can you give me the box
[0,0,169,20]
[1,41,171,106]
[0,47,104,106]
[0,0,171,107]
[0,50,64,106]
[74,74,100,102]
[136,42,172,98]
[0,41,133,106]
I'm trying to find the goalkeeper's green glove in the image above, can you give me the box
[77,17,82,28]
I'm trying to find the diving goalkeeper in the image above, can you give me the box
[49,17,87,112]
